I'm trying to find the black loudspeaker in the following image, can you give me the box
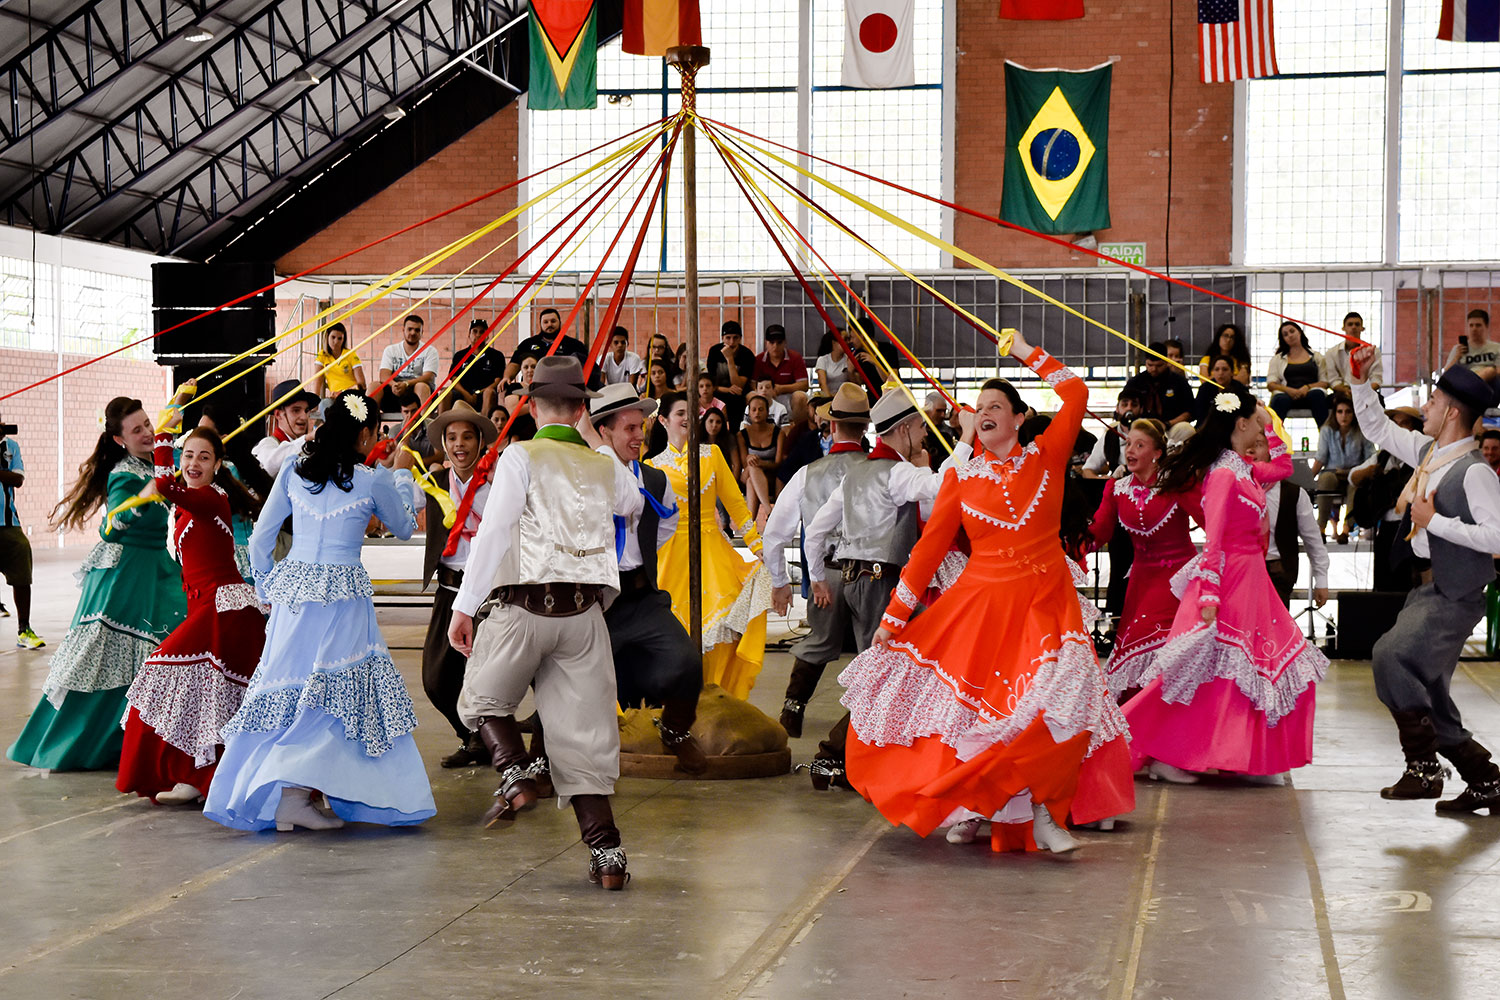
[152,262,276,359]
[1334,590,1410,659]
[159,359,271,496]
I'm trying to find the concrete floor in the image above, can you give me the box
[4,548,1500,1000]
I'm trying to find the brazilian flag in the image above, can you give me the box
[1000,62,1111,234]
[529,1,598,111]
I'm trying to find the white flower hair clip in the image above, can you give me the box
[1213,392,1240,415]
[344,394,369,423]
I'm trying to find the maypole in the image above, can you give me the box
[667,44,710,654]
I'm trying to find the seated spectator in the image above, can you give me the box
[377,314,439,412]
[1195,356,1237,422]
[739,393,781,527]
[1444,309,1498,373]
[706,321,755,429]
[813,331,852,396]
[646,333,682,387]
[755,376,789,425]
[775,391,823,488]
[602,326,645,389]
[388,390,437,471]
[1482,429,1500,475]
[703,409,740,484]
[646,359,675,400]
[1310,395,1373,543]
[446,318,507,415]
[1123,342,1194,441]
[313,322,364,397]
[754,325,810,414]
[1325,312,1384,391]
[696,371,725,418]
[1198,323,1253,387]
[1081,387,1144,479]
[1267,320,1330,424]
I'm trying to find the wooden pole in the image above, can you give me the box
[667,45,710,653]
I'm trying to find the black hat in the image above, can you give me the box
[270,379,319,411]
[1437,365,1500,414]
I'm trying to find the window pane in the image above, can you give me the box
[812,0,944,87]
[1403,0,1500,71]
[1275,0,1390,73]
[1398,71,1500,261]
[1244,76,1387,264]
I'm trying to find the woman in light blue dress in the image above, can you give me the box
[205,390,435,832]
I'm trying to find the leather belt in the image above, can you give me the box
[840,559,901,583]
[617,566,655,595]
[491,582,603,617]
[436,565,464,591]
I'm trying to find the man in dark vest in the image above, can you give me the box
[763,383,871,737]
[419,400,498,768]
[1351,346,1500,812]
[584,383,707,774]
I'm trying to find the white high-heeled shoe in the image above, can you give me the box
[1241,771,1288,786]
[154,782,203,805]
[945,817,984,844]
[1031,804,1080,853]
[1146,760,1201,785]
[274,788,345,831]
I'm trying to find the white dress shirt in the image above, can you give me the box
[1264,485,1330,589]
[802,442,972,583]
[251,434,304,478]
[439,471,490,576]
[1353,382,1500,557]
[452,427,644,617]
[596,444,679,571]
[763,464,809,589]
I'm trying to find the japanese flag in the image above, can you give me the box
[843,1,915,88]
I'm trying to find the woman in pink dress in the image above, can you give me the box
[1086,419,1202,701]
[1123,384,1329,783]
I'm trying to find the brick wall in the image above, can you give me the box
[951,1,1233,270]
[0,349,171,550]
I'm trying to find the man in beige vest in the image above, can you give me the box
[448,356,643,890]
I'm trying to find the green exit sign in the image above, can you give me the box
[1096,242,1146,267]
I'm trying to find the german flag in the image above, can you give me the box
[529,1,597,110]
[622,0,702,57]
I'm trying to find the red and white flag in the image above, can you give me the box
[843,1,915,89]
[1198,0,1279,84]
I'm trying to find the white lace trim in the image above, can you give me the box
[215,583,267,615]
[956,443,1040,482]
[1169,552,1223,599]
[960,471,1049,531]
[929,550,969,594]
[1212,449,1255,482]
[74,541,123,581]
[234,543,254,584]
[42,618,159,706]
[290,491,374,521]
[126,655,248,767]
[1102,630,1173,696]
[1139,621,1329,726]
[838,630,1127,761]
[699,561,773,653]
[1069,560,1101,628]
[894,579,919,608]
[257,560,373,610]
[224,649,417,758]
[1042,368,1070,388]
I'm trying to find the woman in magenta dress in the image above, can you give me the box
[1123,385,1329,783]
[1086,419,1202,701]
[116,410,267,805]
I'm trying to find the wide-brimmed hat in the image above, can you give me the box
[589,383,658,425]
[1385,405,1422,422]
[428,400,497,447]
[871,386,919,435]
[524,355,598,399]
[1438,365,1500,414]
[829,383,871,421]
[270,379,319,411]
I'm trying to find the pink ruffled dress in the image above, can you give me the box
[1122,430,1328,775]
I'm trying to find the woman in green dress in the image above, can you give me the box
[7,396,187,771]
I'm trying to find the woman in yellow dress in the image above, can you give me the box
[647,391,772,700]
[312,323,365,396]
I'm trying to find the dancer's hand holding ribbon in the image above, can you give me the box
[405,447,458,528]
[155,380,197,434]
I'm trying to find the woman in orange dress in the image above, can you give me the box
[839,331,1134,853]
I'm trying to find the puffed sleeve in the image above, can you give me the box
[370,466,419,540]
[1026,347,1087,465]
[881,467,962,633]
[100,467,151,541]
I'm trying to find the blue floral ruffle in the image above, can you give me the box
[256,559,373,610]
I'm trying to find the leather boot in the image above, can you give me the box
[572,794,628,890]
[528,721,555,799]
[440,733,487,769]
[803,714,852,790]
[476,716,540,827]
[779,659,826,738]
[1436,739,1500,814]
[656,699,708,775]
[1381,710,1447,800]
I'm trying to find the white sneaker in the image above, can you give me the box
[274,788,345,831]
[154,782,203,805]
[945,817,984,844]
[1031,804,1081,853]
[1146,760,1201,785]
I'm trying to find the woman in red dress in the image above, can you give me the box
[116,403,266,805]
[1086,419,1203,701]
[839,331,1134,854]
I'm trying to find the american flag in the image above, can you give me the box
[1198,0,1280,83]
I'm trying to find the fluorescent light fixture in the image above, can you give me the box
[294,68,320,85]
[185,29,214,43]
[382,105,407,121]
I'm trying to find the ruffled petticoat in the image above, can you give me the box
[204,576,435,830]
[1100,554,1192,699]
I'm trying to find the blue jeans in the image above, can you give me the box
[1270,388,1329,426]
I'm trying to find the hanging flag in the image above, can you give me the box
[1439,1,1500,41]
[529,1,598,110]
[999,1,1084,19]
[1198,0,1279,83]
[1000,61,1111,235]
[622,0,703,56]
[843,1,915,89]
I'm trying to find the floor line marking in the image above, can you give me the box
[1117,789,1168,1000]
[1459,663,1500,704]
[0,842,292,975]
[0,797,140,847]
[718,813,889,1000]
[1288,788,1348,1000]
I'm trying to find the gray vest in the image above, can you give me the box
[835,458,921,566]
[1423,445,1497,600]
[800,449,866,565]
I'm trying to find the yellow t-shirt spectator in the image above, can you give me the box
[316,349,363,394]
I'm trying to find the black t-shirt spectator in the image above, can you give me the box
[1123,370,1193,425]
[706,343,756,390]
[511,333,601,388]
[449,345,508,393]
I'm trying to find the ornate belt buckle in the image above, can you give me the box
[543,592,556,611]
[872,563,883,579]
[575,548,587,557]
[574,589,585,608]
